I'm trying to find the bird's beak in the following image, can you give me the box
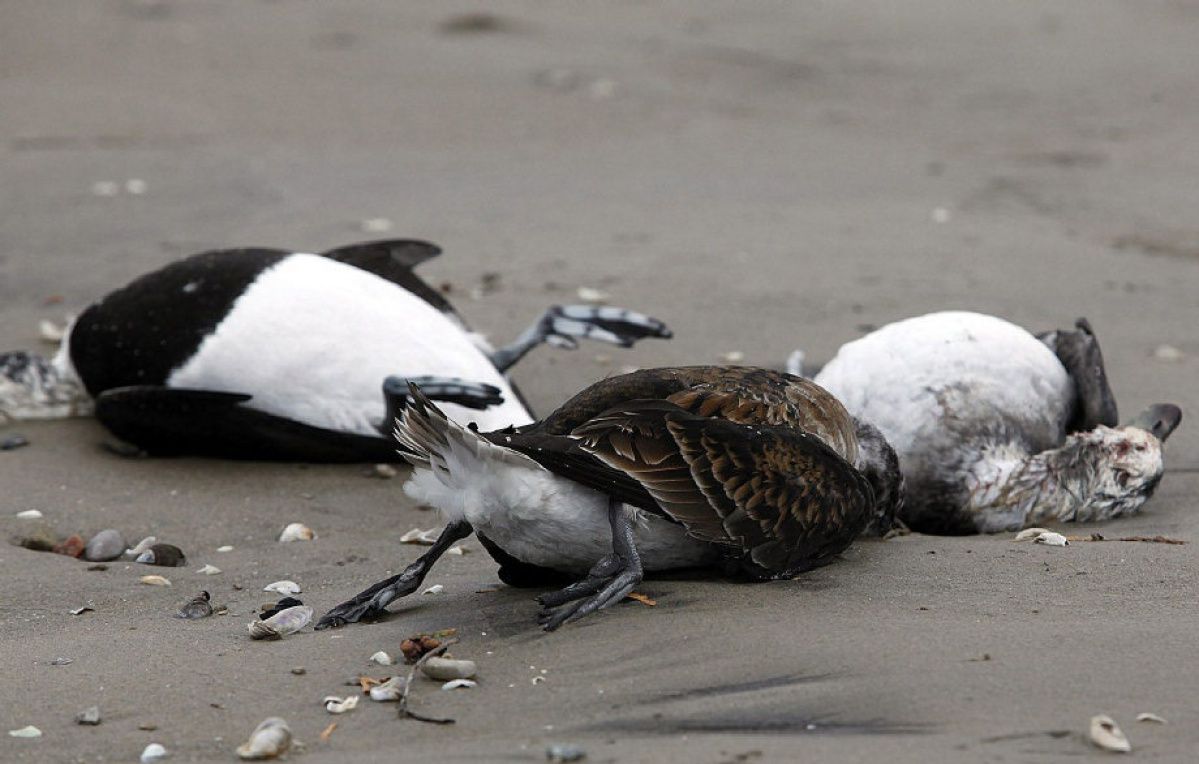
[1125,403,1182,442]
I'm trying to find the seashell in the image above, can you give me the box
[248,605,313,640]
[576,286,609,304]
[136,543,186,567]
[196,564,221,575]
[15,509,43,520]
[236,717,291,760]
[54,534,86,558]
[400,527,440,545]
[323,695,359,714]
[1034,532,1069,547]
[1014,527,1052,542]
[368,676,406,702]
[372,464,397,479]
[446,545,467,556]
[278,522,316,543]
[140,743,168,763]
[369,651,394,666]
[217,545,234,553]
[441,679,476,690]
[1136,712,1167,724]
[421,657,477,681]
[177,591,213,619]
[69,604,95,616]
[421,584,444,595]
[139,575,172,587]
[8,725,42,738]
[76,706,101,725]
[126,536,157,556]
[1089,714,1131,752]
[83,529,126,561]
[39,319,66,343]
[263,580,301,595]
[546,744,587,763]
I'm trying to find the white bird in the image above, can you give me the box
[0,239,671,461]
[813,311,1181,533]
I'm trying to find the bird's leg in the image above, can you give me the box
[316,520,473,629]
[538,499,644,631]
[488,305,672,373]
[380,376,504,434]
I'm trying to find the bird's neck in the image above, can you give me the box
[964,435,1130,532]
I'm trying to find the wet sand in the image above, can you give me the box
[2,2,1199,761]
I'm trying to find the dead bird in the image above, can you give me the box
[0,239,670,461]
[316,366,903,631]
[813,311,1182,534]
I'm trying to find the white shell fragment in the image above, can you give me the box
[1090,715,1131,753]
[217,545,234,553]
[140,743,168,763]
[400,527,440,545]
[421,584,444,595]
[446,545,467,556]
[1136,712,1167,724]
[39,319,66,343]
[248,605,313,640]
[1034,532,1069,547]
[323,695,360,714]
[278,523,316,543]
[236,717,291,760]
[576,286,609,304]
[368,676,406,702]
[15,510,43,520]
[369,651,394,666]
[263,580,301,595]
[8,725,42,738]
[70,604,95,616]
[421,657,477,681]
[127,536,157,556]
[1014,527,1052,542]
[140,575,172,587]
[722,350,746,363]
[197,564,222,575]
[441,679,477,690]
[1153,344,1184,362]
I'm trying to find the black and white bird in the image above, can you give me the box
[812,311,1182,534]
[0,240,671,461]
[316,366,903,631]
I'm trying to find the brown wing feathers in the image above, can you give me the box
[573,400,875,576]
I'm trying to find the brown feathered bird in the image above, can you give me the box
[316,366,903,631]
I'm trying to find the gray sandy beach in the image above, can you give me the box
[2,2,1198,761]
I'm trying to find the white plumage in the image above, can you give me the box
[167,254,533,434]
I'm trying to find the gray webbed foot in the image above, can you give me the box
[384,375,504,411]
[490,305,672,372]
[316,521,474,630]
[536,501,643,631]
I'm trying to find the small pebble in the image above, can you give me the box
[140,742,168,763]
[421,657,477,681]
[49,657,73,665]
[76,706,102,725]
[290,667,306,676]
[2,435,30,450]
[84,529,126,562]
[136,543,186,567]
